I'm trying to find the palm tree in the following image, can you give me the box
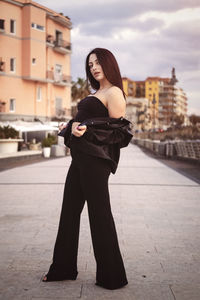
[71,77,89,102]
[71,77,90,117]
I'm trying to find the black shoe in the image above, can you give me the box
[95,280,128,290]
[42,271,78,282]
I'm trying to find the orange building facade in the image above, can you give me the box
[0,0,72,121]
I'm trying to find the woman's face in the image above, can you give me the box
[88,53,104,81]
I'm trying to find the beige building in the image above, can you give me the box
[0,0,72,121]
[174,87,188,119]
[158,80,188,128]
[125,97,151,132]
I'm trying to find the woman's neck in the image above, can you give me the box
[99,82,113,91]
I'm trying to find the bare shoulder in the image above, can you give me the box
[106,86,124,100]
[105,86,126,118]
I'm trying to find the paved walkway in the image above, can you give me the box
[0,143,200,300]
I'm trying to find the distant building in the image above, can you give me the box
[122,77,136,97]
[173,87,188,122]
[158,76,188,128]
[123,70,188,130]
[126,97,151,132]
[135,81,145,98]
[0,0,72,122]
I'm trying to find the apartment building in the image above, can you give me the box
[175,87,187,116]
[135,81,145,98]
[123,71,188,130]
[122,77,136,97]
[0,0,72,121]
[122,77,151,131]
[158,79,188,128]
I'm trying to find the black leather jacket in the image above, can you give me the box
[58,116,134,174]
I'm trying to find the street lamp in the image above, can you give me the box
[152,93,156,139]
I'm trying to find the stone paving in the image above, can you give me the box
[0,143,200,300]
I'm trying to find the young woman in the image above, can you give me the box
[42,47,130,290]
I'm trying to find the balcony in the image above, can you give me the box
[46,70,71,86]
[46,35,54,47]
[54,39,71,54]
[46,35,71,54]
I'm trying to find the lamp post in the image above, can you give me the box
[152,93,156,139]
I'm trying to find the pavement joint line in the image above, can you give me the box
[169,284,177,300]
[0,182,199,187]
[79,283,83,298]
[160,262,165,273]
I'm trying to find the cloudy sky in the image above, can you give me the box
[39,0,200,115]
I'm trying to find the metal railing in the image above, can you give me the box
[54,39,71,51]
[46,35,71,51]
[46,70,71,83]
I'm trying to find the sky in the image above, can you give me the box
[38,0,200,115]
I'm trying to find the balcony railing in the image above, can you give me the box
[54,39,71,50]
[46,70,71,84]
[46,35,71,53]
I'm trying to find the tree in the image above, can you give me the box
[71,77,89,102]
[71,77,91,118]
[189,114,200,126]
[173,113,185,127]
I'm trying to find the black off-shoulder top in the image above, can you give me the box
[74,95,109,122]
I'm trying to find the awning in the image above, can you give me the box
[0,120,59,132]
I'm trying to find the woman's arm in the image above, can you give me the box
[106,86,126,118]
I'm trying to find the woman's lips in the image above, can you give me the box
[94,72,100,76]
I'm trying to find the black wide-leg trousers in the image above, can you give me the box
[46,146,128,290]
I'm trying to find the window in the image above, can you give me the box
[9,99,16,112]
[31,23,45,31]
[0,19,5,30]
[0,58,5,72]
[55,30,63,46]
[10,19,16,34]
[32,58,36,64]
[36,24,44,31]
[54,64,62,82]
[10,58,16,72]
[37,87,42,101]
[55,64,62,74]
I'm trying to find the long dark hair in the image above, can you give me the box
[85,48,126,100]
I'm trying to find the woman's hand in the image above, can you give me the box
[59,122,67,132]
[71,122,87,137]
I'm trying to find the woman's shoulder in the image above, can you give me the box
[106,86,124,98]
[105,86,126,118]
[105,86,126,106]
